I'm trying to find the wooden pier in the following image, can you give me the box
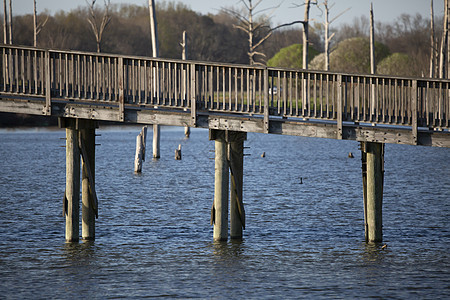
[0,44,449,243]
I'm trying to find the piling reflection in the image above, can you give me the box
[359,242,389,264]
[210,240,246,257]
[61,240,97,266]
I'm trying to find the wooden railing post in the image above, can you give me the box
[337,74,343,139]
[118,57,124,122]
[412,79,418,144]
[190,63,197,127]
[44,50,51,116]
[263,68,270,133]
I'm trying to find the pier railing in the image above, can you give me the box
[1,44,449,130]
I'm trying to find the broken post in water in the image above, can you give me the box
[134,126,148,173]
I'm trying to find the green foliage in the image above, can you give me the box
[267,44,320,69]
[377,53,414,77]
[329,37,390,74]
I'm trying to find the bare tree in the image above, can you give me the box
[7,0,11,44]
[3,0,7,44]
[223,0,315,66]
[302,0,312,69]
[430,0,436,78]
[3,0,12,44]
[222,0,282,65]
[370,3,376,118]
[33,0,49,47]
[370,3,375,74]
[319,1,349,71]
[439,0,449,78]
[87,0,112,53]
[290,0,320,69]
[148,0,159,58]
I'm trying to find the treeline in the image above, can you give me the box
[5,1,439,77]
[334,13,438,76]
[9,2,302,64]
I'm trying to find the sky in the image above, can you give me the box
[11,0,446,28]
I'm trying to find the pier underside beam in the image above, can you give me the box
[361,141,384,243]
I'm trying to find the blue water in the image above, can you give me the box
[0,126,449,298]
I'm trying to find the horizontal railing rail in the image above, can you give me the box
[0,44,449,129]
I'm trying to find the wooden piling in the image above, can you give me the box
[134,127,147,173]
[80,121,96,240]
[362,141,384,242]
[175,144,182,160]
[213,136,229,241]
[210,130,246,241]
[65,121,80,242]
[230,135,245,239]
[153,124,160,159]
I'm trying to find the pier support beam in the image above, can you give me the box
[153,124,160,159]
[80,121,97,240]
[213,136,229,241]
[361,142,384,243]
[210,130,246,241]
[60,118,98,242]
[64,119,80,243]
[230,136,245,239]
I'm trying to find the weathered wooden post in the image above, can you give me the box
[210,130,229,241]
[63,118,80,243]
[175,144,182,160]
[80,120,97,240]
[152,124,160,159]
[210,130,246,241]
[229,132,246,239]
[361,141,384,242]
[134,126,147,172]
